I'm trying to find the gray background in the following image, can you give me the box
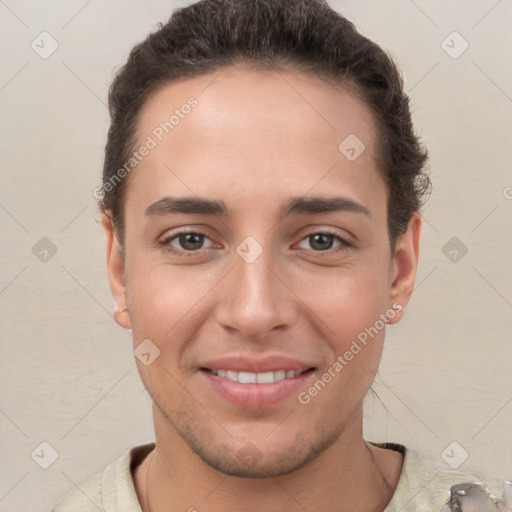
[0,1,511,510]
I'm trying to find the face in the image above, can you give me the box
[103,63,420,478]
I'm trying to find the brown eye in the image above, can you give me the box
[309,233,335,251]
[297,232,351,253]
[158,230,215,256]
[175,233,205,251]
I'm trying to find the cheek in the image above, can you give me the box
[125,235,392,353]
[302,280,387,418]
[297,260,390,399]
[125,260,219,352]
[299,261,390,339]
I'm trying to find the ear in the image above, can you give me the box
[387,212,422,324]
[102,213,132,330]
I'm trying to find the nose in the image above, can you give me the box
[214,242,298,341]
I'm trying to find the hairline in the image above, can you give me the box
[105,60,402,256]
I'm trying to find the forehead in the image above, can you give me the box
[127,64,385,215]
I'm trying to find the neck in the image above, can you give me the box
[133,406,403,512]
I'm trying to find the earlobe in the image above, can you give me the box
[113,305,130,328]
[102,213,132,330]
[387,212,422,325]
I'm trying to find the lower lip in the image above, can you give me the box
[199,369,315,408]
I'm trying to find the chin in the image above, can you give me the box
[194,444,315,479]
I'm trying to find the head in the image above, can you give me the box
[99,0,429,478]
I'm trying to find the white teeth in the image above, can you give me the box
[238,371,256,383]
[273,370,286,382]
[209,369,303,383]
[256,371,274,384]
[226,370,238,381]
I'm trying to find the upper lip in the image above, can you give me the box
[200,354,315,373]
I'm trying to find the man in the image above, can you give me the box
[53,0,510,510]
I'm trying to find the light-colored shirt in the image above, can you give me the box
[51,441,510,511]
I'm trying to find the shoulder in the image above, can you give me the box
[370,441,511,512]
[51,442,155,512]
[51,470,103,512]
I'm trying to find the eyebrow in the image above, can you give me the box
[144,195,371,218]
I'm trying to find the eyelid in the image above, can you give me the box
[293,229,352,251]
[157,228,216,255]
[157,226,354,256]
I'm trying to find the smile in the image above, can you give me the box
[205,368,305,383]
[200,367,316,408]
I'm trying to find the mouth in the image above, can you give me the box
[198,366,316,408]
[201,367,315,384]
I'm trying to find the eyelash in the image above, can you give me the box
[157,229,353,257]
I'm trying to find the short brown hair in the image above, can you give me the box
[99,0,429,249]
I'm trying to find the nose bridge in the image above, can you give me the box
[215,236,296,337]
